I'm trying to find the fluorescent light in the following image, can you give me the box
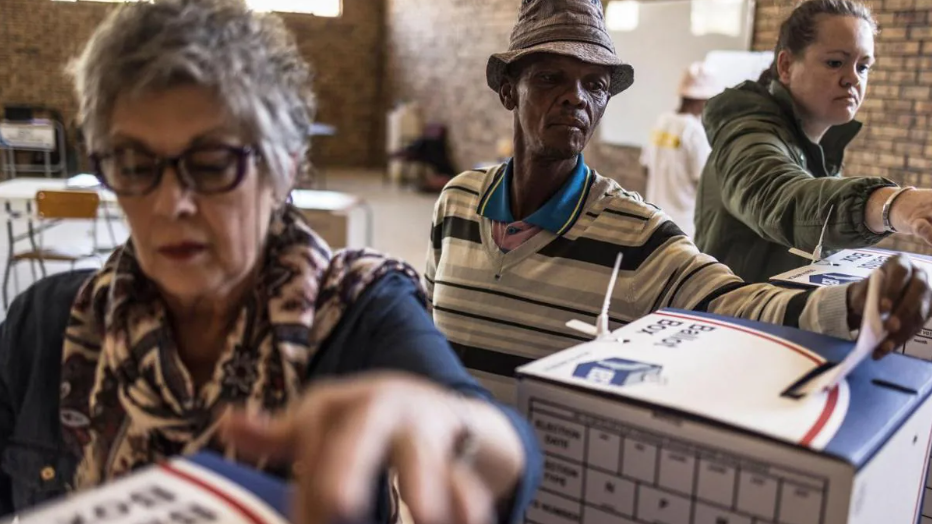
[605,0,639,32]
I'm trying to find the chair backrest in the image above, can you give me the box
[35,190,100,219]
[423,122,447,140]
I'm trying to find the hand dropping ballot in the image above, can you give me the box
[792,271,887,397]
[772,246,932,360]
[520,258,932,524]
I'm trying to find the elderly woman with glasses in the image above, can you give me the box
[0,1,540,523]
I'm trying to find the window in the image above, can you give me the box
[605,0,639,32]
[246,0,341,16]
[51,0,342,17]
[690,0,744,37]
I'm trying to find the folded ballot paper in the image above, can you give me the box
[1,452,291,524]
[518,305,932,524]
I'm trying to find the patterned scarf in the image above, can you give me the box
[59,206,423,489]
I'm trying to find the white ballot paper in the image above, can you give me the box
[796,271,887,396]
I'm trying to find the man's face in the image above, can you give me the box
[502,53,611,160]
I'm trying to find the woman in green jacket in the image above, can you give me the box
[695,0,932,283]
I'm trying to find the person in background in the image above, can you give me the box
[695,0,932,283]
[640,62,722,237]
[0,2,541,523]
[426,0,932,405]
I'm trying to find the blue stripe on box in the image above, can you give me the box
[187,452,291,517]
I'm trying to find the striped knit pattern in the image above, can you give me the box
[426,164,851,403]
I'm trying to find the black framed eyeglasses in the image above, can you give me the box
[90,145,259,196]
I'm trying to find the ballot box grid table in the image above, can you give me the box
[527,398,830,524]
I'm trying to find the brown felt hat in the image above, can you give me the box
[487,0,635,97]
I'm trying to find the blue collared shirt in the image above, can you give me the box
[477,155,593,237]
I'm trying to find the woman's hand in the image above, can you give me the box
[867,187,932,244]
[890,189,932,244]
[846,254,932,358]
[219,372,526,524]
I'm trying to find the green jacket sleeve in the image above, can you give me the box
[713,127,894,252]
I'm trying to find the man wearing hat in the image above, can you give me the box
[425,0,932,404]
[641,62,723,238]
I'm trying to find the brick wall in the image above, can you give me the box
[387,0,932,215]
[754,0,932,185]
[0,0,386,169]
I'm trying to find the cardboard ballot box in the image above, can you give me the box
[1,452,290,524]
[771,247,932,359]
[518,309,932,524]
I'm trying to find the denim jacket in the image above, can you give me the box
[0,270,541,522]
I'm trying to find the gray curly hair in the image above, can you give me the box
[67,0,315,197]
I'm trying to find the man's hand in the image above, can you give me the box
[847,254,932,358]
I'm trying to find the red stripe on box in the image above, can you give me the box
[655,311,839,446]
[159,462,270,524]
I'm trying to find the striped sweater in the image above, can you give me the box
[426,164,851,403]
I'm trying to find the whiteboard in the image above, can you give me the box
[704,50,775,95]
[600,0,757,148]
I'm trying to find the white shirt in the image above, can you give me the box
[640,112,711,238]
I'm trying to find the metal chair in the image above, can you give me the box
[2,190,105,309]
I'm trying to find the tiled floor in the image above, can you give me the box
[320,169,439,266]
[0,170,436,321]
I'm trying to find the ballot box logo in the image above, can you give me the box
[810,272,862,286]
[573,357,663,387]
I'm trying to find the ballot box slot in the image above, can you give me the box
[870,378,920,395]
[782,361,837,399]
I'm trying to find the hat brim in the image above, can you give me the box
[487,41,634,97]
